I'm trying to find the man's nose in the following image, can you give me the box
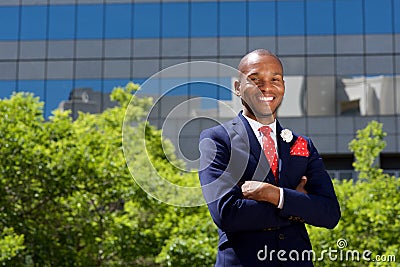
[258,81,271,91]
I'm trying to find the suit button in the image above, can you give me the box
[279,234,285,240]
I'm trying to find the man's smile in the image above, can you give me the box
[257,95,275,103]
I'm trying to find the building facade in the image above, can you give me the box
[0,0,399,176]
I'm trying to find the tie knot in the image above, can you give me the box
[259,126,272,136]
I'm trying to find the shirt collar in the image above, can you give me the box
[242,113,277,137]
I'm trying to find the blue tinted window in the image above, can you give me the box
[189,78,231,100]
[18,80,45,103]
[306,0,333,35]
[0,81,16,98]
[191,2,217,37]
[159,78,189,95]
[49,5,75,39]
[75,80,102,92]
[104,79,131,93]
[190,82,217,99]
[76,5,104,39]
[365,0,392,33]
[190,81,232,110]
[277,1,305,35]
[162,3,189,38]
[249,2,276,36]
[138,78,160,95]
[218,78,232,100]
[335,0,363,34]
[166,83,189,96]
[46,80,73,118]
[192,83,218,109]
[21,6,47,40]
[396,0,400,33]
[105,4,132,38]
[200,99,217,110]
[0,7,19,40]
[220,2,246,36]
[134,3,160,38]
[132,78,147,87]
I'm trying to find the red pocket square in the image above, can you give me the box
[290,136,310,157]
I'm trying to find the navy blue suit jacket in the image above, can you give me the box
[199,113,341,266]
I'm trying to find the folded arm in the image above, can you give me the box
[242,138,341,229]
[199,128,291,232]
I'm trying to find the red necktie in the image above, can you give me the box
[259,126,279,184]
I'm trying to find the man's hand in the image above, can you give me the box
[296,176,308,194]
[241,176,308,205]
[241,181,280,206]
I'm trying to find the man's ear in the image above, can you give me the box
[234,80,240,96]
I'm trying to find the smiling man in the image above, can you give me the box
[198,49,341,266]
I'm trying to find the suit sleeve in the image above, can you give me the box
[279,138,341,229]
[199,127,291,233]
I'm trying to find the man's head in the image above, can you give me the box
[234,49,285,123]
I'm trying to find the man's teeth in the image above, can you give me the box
[260,96,274,101]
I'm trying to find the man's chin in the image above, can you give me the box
[254,112,275,121]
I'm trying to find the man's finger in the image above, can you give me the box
[296,176,308,194]
[300,176,307,186]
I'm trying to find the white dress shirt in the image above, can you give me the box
[242,114,284,209]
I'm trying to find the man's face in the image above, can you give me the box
[235,54,285,122]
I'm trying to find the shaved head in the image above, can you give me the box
[238,49,283,74]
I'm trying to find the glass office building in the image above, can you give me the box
[0,0,399,175]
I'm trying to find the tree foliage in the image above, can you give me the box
[349,120,387,180]
[0,227,25,263]
[307,121,399,266]
[0,83,216,266]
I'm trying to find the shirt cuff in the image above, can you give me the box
[277,187,284,209]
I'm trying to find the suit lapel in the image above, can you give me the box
[229,117,299,186]
[231,113,271,182]
[276,120,291,186]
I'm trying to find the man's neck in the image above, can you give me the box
[243,112,275,125]
[243,112,276,127]
[257,116,275,125]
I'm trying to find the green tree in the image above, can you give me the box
[349,120,387,181]
[0,83,216,266]
[0,227,25,263]
[307,121,399,266]
[155,205,217,267]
